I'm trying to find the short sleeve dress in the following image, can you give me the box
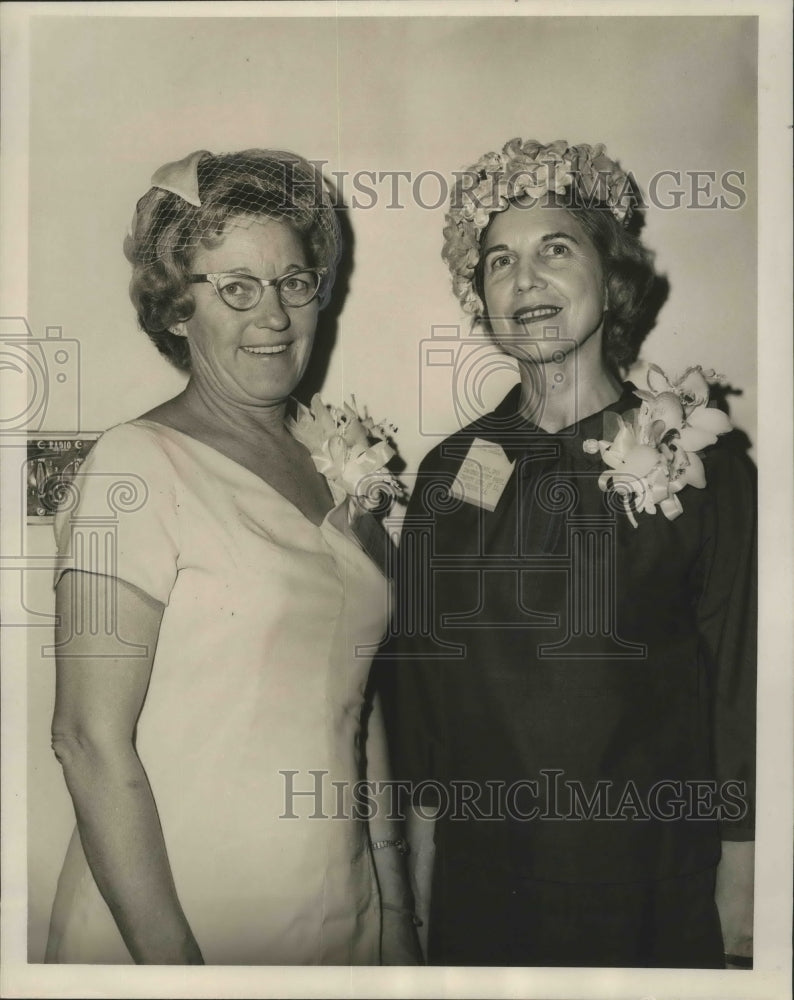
[375,383,756,965]
[46,419,389,965]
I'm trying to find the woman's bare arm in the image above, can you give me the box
[50,570,203,964]
[365,692,423,964]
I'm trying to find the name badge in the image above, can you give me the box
[451,438,515,512]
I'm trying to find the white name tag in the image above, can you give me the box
[451,438,515,512]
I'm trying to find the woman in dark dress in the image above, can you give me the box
[376,139,755,968]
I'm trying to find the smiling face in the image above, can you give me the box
[174,215,319,409]
[481,199,608,366]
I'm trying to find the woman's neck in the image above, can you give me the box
[517,348,622,433]
[146,379,293,448]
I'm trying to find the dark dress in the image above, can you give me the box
[374,382,756,967]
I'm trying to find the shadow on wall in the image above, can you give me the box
[625,209,752,459]
[711,383,753,457]
[296,186,354,404]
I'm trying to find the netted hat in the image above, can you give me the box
[126,148,342,307]
[442,138,641,316]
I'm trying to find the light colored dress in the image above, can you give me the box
[46,419,389,965]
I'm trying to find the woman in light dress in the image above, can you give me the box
[46,149,419,965]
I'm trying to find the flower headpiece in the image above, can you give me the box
[583,364,732,528]
[287,395,406,512]
[442,138,639,316]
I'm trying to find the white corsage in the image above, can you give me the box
[582,364,733,528]
[288,394,406,511]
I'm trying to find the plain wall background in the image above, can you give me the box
[25,13,757,961]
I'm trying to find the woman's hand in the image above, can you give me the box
[380,904,423,965]
[715,839,754,968]
[405,807,436,961]
[363,692,424,964]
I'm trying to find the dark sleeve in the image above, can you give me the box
[695,442,757,840]
[370,448,458,803]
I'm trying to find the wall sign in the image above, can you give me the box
[26,434,99,523]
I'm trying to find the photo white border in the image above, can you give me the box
[1,1,791,998]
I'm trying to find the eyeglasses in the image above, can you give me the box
[190,268,327,311]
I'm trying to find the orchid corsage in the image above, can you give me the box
[288,394,406,512]
[582,364,733,528]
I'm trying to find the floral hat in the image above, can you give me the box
[442,138,639,317]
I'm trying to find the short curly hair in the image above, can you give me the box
[124,149,342,372]
[442,138,657,371]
